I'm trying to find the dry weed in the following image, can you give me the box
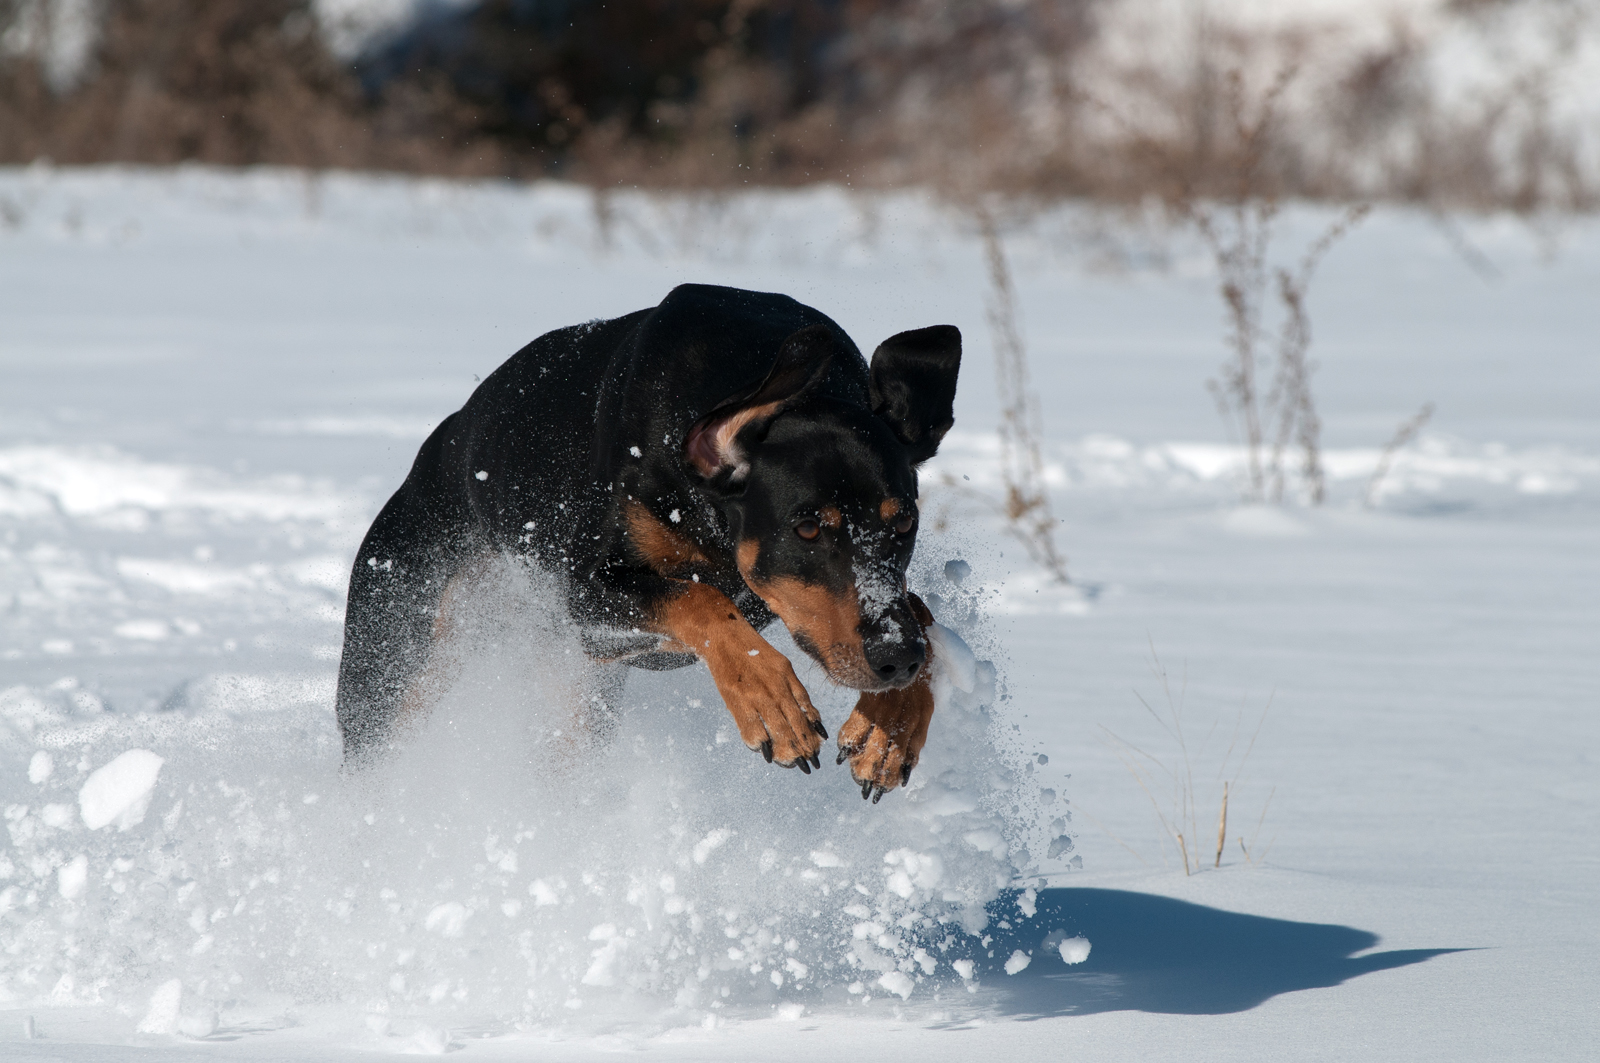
[931,204,1072,583]
[1100,645,1274,874]
[1365,402,1437,509]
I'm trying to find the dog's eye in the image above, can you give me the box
[795,519,821,541]
[893,515,915,535]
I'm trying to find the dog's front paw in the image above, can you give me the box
[711,646,826,772]
[836,677,934,803]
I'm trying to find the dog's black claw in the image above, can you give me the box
[811,753,822,770]
[901,763,914,786]
[861,779,873,800]
[810,719,829,740]
[760,740,773,764]
[796,755,811,774]
[836,748,848,766]
[871,786,885,804]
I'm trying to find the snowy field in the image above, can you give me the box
[0,166,1596,1060]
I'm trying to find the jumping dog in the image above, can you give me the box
[335,284,960,800]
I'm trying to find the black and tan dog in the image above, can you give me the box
[335,284,960,800]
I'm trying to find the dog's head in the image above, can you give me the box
[685,323,961,691]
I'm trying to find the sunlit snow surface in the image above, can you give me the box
[0,167,1597,1059]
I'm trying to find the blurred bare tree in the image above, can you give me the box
[0,0,494,170]
[1,0,1595,210]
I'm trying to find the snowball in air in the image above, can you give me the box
[1058,936,1092,964]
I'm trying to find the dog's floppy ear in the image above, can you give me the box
[684,324,836,487]
[870,324,961,463]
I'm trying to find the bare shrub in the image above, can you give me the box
[1121,60,1371,506]
[837,0,1600,212]
[967,206,1071,581]
[927,202,1071,584]
[976,207,1067,582]
[1196,192,1369,506]
[0,0,488,172]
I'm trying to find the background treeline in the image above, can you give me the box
[1,0,1596,210]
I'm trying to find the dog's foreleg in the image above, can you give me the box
[835,593,937,802]
[648,580,826,770]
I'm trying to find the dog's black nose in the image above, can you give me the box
[866,638,926,685]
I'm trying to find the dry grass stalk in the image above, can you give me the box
[1364,402,1436,509]
[1196,197,1276,501]
[935,204,1071,584]
[1101,644,1273,873]
[1265,203,1370,504]
[1236,785,1276,866]
[1214,780,1228,869]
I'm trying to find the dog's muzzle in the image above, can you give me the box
[860,599,927,690]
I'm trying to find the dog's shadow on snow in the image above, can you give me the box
[975,888,1469,1017]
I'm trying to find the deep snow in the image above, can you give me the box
[0,166,1597,1060]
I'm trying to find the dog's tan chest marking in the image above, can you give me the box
[625,500,709,574]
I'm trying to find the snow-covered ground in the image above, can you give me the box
[1,167,1596,1060]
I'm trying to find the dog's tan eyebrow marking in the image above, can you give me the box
[625,500,708,573]
[879,498,901,521]
[737,539,761,579]
[819,505,843,529]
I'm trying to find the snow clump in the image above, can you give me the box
[78,749,164,830]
